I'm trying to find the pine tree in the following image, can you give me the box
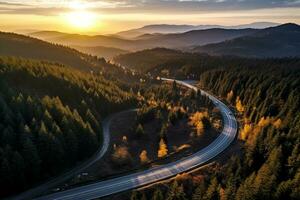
[166,181,187,200]
[153,188,164,200]
[203,177,219,200]
[136,123,145,138]
[130,191,139,200]
[192,180,206,200]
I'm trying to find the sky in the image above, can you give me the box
[0,0,300,34]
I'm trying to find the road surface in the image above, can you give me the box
[35,79,238,200]
[12,110,136,200]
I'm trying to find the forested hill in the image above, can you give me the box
[113,48,300,77]
[139,63,300,200]
[192,66,300,200]
[0,32,107,72]
[113,48,195,72]
[193,23,300,57]
[0,56,135,198]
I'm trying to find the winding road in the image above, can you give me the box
[32,79,238,200]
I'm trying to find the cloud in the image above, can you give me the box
[0,0,300,15]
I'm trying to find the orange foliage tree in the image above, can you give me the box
[236,96,245,112]
[189,111,208,136]
[158,138,168,158]
[139,150,149,164]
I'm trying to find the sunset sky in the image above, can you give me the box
[0,0,300,34]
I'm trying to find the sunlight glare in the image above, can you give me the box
[63,1,98,30]
[65,11,97,29]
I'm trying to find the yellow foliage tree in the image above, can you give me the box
[273,118,282,129]
[189,112,208,124]
[158,138,168,158]
[189,112,208,136]
[139,150,149,164]
[227,90,234,103]
[246,116,274,145]
[243,116,284,145]
[240,123,252,141]
[196,120,204,136]
[236,96,245,112]
[258,116,272,127]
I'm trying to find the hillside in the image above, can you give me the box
[0,32,105,72]
[193,23,300,57]
[114,47,300,77]
[0,56,134,197]
[135,63,300,200]
[72,45,129,60]
[114,48,194,72]
[0,32,140,84]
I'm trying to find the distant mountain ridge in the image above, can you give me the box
[30,28,258,51]
[115,22,280,39]
[193,23,300,58]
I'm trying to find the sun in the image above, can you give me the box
[63,1,97,30]
[65,11,96,29]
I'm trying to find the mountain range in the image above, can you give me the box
[10,22,298,59]
[193,23,300,57]
[114,22,280,39]
[29,28,258,52]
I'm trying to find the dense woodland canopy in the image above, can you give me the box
[114,48,300,79]
[0,56,135,197]
[0,32,142,86]
[1,31,300,200]
[196,66,300,199]
[131,63,300,200]
[0,31,103,72]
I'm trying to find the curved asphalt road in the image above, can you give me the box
[35,79,238,200]
[12,110,136,200]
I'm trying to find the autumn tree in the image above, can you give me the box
[189,112,208,136]
[139,150,149,164]
[158,138,168,158]
[111,146,132,166]
[235,96,245,113]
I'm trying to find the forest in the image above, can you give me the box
[128,62,300,200]
[0,48,299,200]
[0,56,135,197]
[83,81,220,183]
[114,48,300,79]
[0,32,142,86]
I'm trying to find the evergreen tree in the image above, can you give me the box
[166,181,187,200]
[152,188,164,200]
